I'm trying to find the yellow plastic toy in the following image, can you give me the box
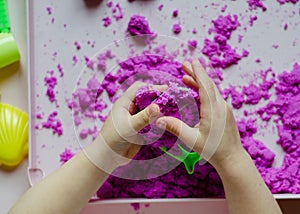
[0,103,28,168]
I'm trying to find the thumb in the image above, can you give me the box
[131,104,160,131]
[156,116,198,149]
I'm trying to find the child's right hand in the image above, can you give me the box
[156,59,245,168]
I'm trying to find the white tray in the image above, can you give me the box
[27,0,300,213]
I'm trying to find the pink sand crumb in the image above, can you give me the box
[238,34,243,43]
[44,70,57,103]
[57,64,64,77]
[242,49,249,57]
[77,89,92,109]
[247,0,267,11]
[112,3,123,21]
[74,41,81,50]
[187,39,198,49]
[127,15,154,37]
[172,10,178,17]
[202,14,248,68]
[277,0,299,4]
[72,55,78,65]
[249,15,258,26]
[172,23,181,34]
[158,4,163,11]
[80,129,89,139]
[130,203,140,211]
[221,5,227,13]
[74,116,81,126]
[41,111,63,136]
[46,7,52,15]
[107,1,113,7]
[84,56,95,70]
[211,14,240,39]
[36,113,43,119]
[60,148,75,164]
[96,50,114,71]
[103,16,112,27]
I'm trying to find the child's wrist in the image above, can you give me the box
[82,136,120,174]
[212,148,251,175]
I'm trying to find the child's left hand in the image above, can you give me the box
[97,82,167,167]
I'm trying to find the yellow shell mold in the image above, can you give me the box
[0,103,28,168]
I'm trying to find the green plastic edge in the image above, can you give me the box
[161,145,201,175]
[0,0,10,33]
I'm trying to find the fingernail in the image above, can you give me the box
[157,119,166,129]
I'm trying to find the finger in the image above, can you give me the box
[192,59,217,118]
[182,75,199,90]
[121,82,168,103]
[126,143,141,159]
[156,116,199,150]
[131,103,160,131]
[150,84,169,92]
[122,81,146,102]
[182,61,194,78]
[128,102,137,115]
[194,122,200,128]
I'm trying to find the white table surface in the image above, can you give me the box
[0,0,300,213]
[0,0,30,213]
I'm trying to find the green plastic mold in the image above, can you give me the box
[161,144,201,174]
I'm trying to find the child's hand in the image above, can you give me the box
[99,82,167,167]
[156,59,244,168]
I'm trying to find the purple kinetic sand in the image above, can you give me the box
[172,23,181,34]
[202,14,248,68]
[60,148,75,164]
[188,40,198,49]
[67,73,108,139]
[44,70,57,103]
[102,16,112,27]
[211,14,240,39]
[112,3,123,21]
[247,0,267,11]
[158,4,164,11]
[60,49,300,197]
[249,15,257,27]
[107,1,113,8]
[172,10,178,17]
[97,50,115,71]
[41,111,63,136]
[94,54,226,199]
[224,68,275,109]
[74,41,81,50]
[277,0,299,4]
[256,64,300,193]
[46,7,52,15]
[221,5,227,13]
[84,56,95,70]
[56,2,300,200]
[127,15,154,36]
[226,64,300,194]
[57,64,64,77]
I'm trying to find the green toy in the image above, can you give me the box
[0,0,9,32]
[0,0,20,69]
[161,144,201,174]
